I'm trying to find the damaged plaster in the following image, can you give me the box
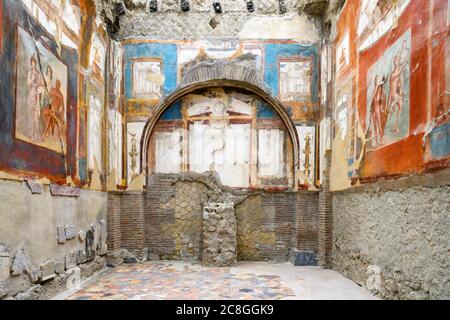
[95,0,324,40]
[238,13,321,43]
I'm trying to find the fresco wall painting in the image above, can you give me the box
[336,31,349,77]
[0,0,3,53]
[424,0,450,165]
[365,30,411,150]
[279,58,312,103]
[90,32,106,77]
[87,77,104,175]
[296,125,316,185]
[358,0,411,52]
[108,108,122,185]
[122,40,320,188]
[15,25,68,154]
[319,117,331,183]
[132,58,163,101]
[147,88,292,188]
[331,0,449,188]
[0,0,82,183]
[127,121,146,184]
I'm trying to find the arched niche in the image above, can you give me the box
[141,79,300,190]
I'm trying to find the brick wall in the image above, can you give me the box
[107,191,145,259]
[295,191,319,252]
[318,150,333,268]
[107,173,322,263]
[106,192,121,252]
[120,192,145,259]
[144,175,177,258]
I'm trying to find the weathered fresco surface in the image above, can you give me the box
[0,0,110,187]
[0,0,79,183]
[0,0,111,301]
[365,30,411,150]
[15,26,68,153]
[148,88,292,188]
[330,0,450,301]
[122,39,320,188]
[331,0,450,190]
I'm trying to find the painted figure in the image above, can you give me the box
[129,132,139,180]
[27,55,44,142]
[303,134,312,178]
[387,53,407,133]
[43,65,55,138]
[369,74,387,145]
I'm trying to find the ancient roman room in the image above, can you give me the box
[0,0,448,302]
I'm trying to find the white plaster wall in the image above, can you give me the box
[189,123,251,187]
[155,130,182,173]
[257,129,284,178]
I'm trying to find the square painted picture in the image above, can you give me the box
[366,29,411,150]
[15,26,68,153]
[132,60,163,100]
[279,60,312,103]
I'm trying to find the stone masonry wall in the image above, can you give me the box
[332,171,450,300]
[107,172,320,263]
[96,0,324,41]
[202,202,237,267]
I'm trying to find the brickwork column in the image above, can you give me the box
[107,192,122,252]
[120,191,145,259]
[318,150,333,268]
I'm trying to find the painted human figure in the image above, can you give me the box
[88,96,102,171]
[44,78,65,139]
[369,74,386,145]
[51,80,65,124]
[387,53,407,133]
[399,40,409,67]
[43,65,56,138]
[27,55,44,142]
[207,101,228,170]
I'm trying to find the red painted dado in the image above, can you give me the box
[361,134,424,178]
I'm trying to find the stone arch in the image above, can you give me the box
[141,64,300,189]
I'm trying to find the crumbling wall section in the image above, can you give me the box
[202,202,237,267]
[96,0,323,41]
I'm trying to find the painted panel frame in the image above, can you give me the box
[14,25,68,154]
[131,57,163,101]
[278,56,313,104]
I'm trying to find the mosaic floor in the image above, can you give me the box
[58,261,376,300]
